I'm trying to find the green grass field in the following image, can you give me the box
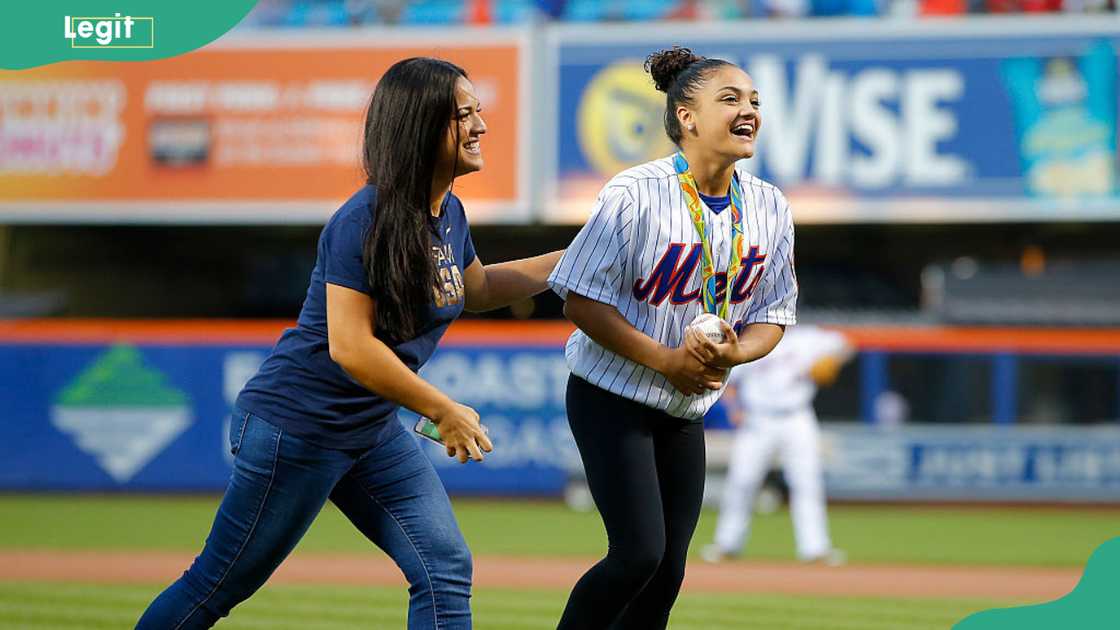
[1,495,1116,629]
[2,495,1115,566]
[0,581,1005,630]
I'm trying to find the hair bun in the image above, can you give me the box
[644,46,704,93]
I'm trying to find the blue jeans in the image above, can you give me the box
[137,409,472,629]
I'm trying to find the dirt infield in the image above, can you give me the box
[0,550,1079,602]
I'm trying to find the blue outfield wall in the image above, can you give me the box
[3,339,1120,500]
[0,341,577,495]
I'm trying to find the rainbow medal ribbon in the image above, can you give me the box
[673,152,745,321]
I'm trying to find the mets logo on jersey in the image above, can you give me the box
[633,244,767,306]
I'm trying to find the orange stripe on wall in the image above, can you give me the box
[837,327,1120,355]
[0,319,576,347]
[1,320,1119,354]
[0,320,293,345]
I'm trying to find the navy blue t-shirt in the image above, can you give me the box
[236,185,477,450]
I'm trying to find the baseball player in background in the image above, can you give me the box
[702,325,853,565]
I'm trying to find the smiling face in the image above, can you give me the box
[438,76,487,178]
[677,65,762,161]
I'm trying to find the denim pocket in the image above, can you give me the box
[229,409,251,455]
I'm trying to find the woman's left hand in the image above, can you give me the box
[685,321,743,369]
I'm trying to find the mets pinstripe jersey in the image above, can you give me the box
[548,155,798,420]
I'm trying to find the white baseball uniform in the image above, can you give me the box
[712,325,850,560]
[547,155,798,417]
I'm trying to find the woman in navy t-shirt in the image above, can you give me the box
[138,58,562,630]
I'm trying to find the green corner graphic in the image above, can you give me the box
[955,537,1120,630]
[55,344,187,408]
[2,1,259,70]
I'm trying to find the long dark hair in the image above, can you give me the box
[644,46,732,145]
[361,57,466,342]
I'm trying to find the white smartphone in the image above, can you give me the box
[412,417,489,448]
[413,417,445,445]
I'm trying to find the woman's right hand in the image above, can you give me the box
[658,344,726,396]
[431,402,493,464]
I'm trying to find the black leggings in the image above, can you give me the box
[558,375,706,630]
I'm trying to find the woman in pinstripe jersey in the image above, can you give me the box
[548,47,797,629]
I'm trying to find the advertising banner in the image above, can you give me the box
[821,424,1120,502]
[2,324,1117,500]
[0,341,575,494]
[0,30,528,223]
[548,19,1120,223]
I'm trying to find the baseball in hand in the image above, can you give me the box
[688,313,727,344]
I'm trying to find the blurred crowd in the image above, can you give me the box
[240,0,1117,26]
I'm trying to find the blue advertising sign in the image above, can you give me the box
[0,341,579,494]
[0,344,260,490]
[821,424,1120,501]
[548,19,1120,223]
[411,345,579,494]
[4,340,1118,501]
